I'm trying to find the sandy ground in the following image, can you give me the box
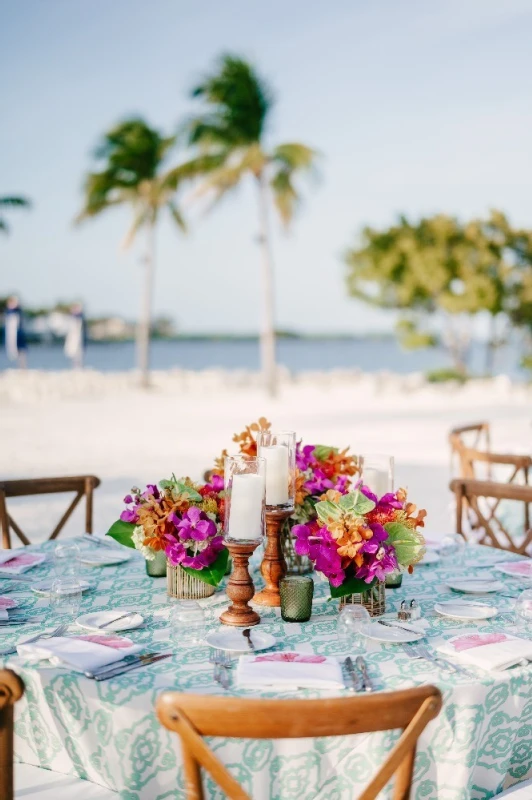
[0,369,530,544]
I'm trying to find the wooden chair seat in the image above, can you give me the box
[0,475,100,549]
[156,687,442,800]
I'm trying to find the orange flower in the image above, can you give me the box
[321,447,359,480]
[294,471,309,506]
[213,418,271,472]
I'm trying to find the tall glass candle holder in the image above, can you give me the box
[360,454,394,498]
[254,430,296,607]
[220,455,265,627]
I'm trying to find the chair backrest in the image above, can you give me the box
[0,669,25,800]
[449,422,491,479]
[451,478,532,555]
[0,475,100,549]
[156,686,442,800]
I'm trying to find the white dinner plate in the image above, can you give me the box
[494,562,532,580]
[31,579,93,596]
[445,578,503,594]
[434,600,498,620]
[76,610,144,632]
[361,621,424,644]
[418,551,440,566]
[205,628,277,652]
[79,551,132,567]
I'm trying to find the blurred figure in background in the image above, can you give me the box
[64,302,86,369]
[4,295,27,368]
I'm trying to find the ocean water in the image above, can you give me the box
[0,337,523,377]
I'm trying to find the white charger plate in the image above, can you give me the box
[76,610,144,632]
[361,621,424,644]
[79,551,131,567]
[31,579,93,596]
[445,578,503,594]
[205,628,276,652]
[418,551,440,566]
[435,600,498,620]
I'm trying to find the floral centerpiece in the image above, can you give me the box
[212,418,360,572]
[106,475,228,596]
[292,485,426,613]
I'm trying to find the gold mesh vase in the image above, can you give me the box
[167,562,216,600]
[339,581,386,617]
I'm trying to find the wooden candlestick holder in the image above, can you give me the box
[253,508,292,607]
[219,540,261,627]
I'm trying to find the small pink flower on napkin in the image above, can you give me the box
[0,597,17,609]
[254,653,326,664]
[501,562,532,577]
[77,634,134,650]
[451,633,508,652]
[2,553,41,568]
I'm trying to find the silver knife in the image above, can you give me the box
[344,657,362,692]
[355,656,374,693]
[92,653,172,681]
[378,619,424,635]
[84,652,159,678]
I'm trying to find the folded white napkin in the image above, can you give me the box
[437,632,532,671]
[236,651,344,690]
[17,634,142,672]
[0,551,46,574]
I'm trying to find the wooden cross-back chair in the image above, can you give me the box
[451,478,532,556]
[0,475,100,549]
[449,423,532,548]
[156,687,442,800]
[0,669,24,800]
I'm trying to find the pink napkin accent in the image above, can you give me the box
[498,561,532,577]
[0,552,46,574]
[450,633,508,652]
[255,653,326,663]
[77,634,133,649]
[236,651,344,689]
[17,633,141,672]
[438,632,532,671]
[0,596,17,609]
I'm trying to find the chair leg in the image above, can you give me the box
[85,477,94,534]
[0,493,11,549]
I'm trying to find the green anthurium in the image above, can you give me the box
[106,519,136,548]
[182,548,229,587]
[314,444,338,461]
[316,499,343,524]
[351,491,375,515]
[384,521,426,566]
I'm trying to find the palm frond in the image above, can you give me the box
[120,208,149,251]
[167,200,187,233]
[161,152,228,191]
[270,169,298,226]
[271,143,317,171]
[0,195,32,209]
[194,145,266,206]
[0,218,9,234]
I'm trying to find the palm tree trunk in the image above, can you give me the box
[137,219,155,389]
[256,173,277,397]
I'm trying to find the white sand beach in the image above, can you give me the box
[0,368,530,544]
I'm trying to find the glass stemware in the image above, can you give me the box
[514,589,532,636]
[337,605,371,654]
[49,578,82,624]
[169,600,206,647]
[53,541,81,578]
[439,534,466,563]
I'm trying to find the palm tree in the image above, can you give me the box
[0,196,31,233]
[76,118,187,388]
[186,54,318,396]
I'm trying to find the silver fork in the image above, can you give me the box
[0,621,69,658]
[403,642,472,677]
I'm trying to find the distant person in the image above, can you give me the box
[64,302,86,368]
[4,295,27,368]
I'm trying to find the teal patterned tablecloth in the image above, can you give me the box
[1,541,531,800]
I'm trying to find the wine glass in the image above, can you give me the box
[438,534,466,563]
[53,541,81,578]
[337,605,371,654]
[49,578,82,626]
[514,589,532,636]
[169,600,206,647]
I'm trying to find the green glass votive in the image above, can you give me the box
[385,569,403,588]
[279,576,314,622]
[146,550,167,578]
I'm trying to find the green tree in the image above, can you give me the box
[185,54,318,396]
[76,119,187,387]
[0,195,31,234]
[345,211,516,375]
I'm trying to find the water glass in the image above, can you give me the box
[53,541,81,577]
[280,576,314,622]
[359,454,394,497]
[337,605,371,654]
[169,600,206,648]
[514,589,532,636]
[439,534,466,563]
[49,578,82,624]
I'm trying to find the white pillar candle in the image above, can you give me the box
[228,473,264,541]
[261,445,289,505]
[363,468,390,498]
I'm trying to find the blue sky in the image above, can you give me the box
[2,0,532,333]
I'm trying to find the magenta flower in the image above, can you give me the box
[120,508,139,524]
[356,544,398,583]
[177,507,216,541]
[296,444,317,471]
[205,474,224,493]
[304,469,334,495]
[123,494,133,504]
[334,475,350,494]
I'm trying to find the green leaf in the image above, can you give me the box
[329,575,376,598]
[315,500,342,523]
[106,519,136,549]
[314,444,338,461]
[384,522,426,566]
[182,548,229,588]
[352,492,375,515]
[175,482,202,502]
[338,493,356,512]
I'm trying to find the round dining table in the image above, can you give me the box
[1,539,531,800]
